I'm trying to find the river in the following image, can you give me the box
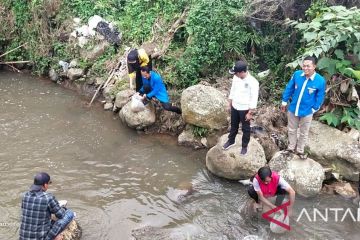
[0,72,358,240]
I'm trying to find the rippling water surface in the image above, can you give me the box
[0,72,358,240]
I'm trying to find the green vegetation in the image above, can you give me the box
[0,0,359,129]
[191,125,209,138]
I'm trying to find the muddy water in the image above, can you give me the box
[0,72,359,240]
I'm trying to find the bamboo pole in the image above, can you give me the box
[0,43,27,58]
[0,60,31,64]
[88,58,122,106]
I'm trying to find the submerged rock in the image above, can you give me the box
[269,151,325,197]
[206,133,266,180]
[181,84,228,130]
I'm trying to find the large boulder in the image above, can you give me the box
[119,101,156,130]
[181,84,228,129]
[206,133,267,180]
[114,89,135,109]
[269,151,325,197]
[308,121,360,181]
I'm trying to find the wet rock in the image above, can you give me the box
[308,121,360,181]
[62,220,81,240]
[269,151,325,197]
[206,133,266,180]
[114,89,135,109]
[166,182,194,202]
[322,181,358,199]
[49,69,59,82]
[119,101,156,130]
[181,84,228,130]
[104,102,113,111]
[178,125,205,149]
[67,68,84,81]
[334,182,357,199]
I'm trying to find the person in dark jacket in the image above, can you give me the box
[20,172,74,240]
[139,66,181,114]
[127,48,152,91]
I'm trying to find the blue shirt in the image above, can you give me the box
[20,190,66,240]
[282,70,326,117]
[139,71,169,103]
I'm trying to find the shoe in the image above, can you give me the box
[240,147,247,155]
[222,140,235,150]
[282,149,294,155]
[297,152,307,160]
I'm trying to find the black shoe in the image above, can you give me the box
[240,147,247,155]
[282,149,294,155]
[222,140,235,150]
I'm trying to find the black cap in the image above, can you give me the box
[127,49,138,63]
[229,60,247,74]
[30,172,51,192]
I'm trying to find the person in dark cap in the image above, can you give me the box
[223,60,259,155]
[127,48,152,91]
[20,172,75,240]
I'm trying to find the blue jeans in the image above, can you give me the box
[47,209,74,240]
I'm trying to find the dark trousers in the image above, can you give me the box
[142,85,182,114]
[228,107,251,148]
[248,185,287,206]
[162,102,182,114]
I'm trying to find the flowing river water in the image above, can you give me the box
[0,71,359,240]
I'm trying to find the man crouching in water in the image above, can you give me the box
[20,172,75,240]
[248,166,296,216]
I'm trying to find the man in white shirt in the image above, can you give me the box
[223,61,259,155]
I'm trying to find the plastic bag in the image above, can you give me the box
[269,210,289,234]
[130,93,145,112]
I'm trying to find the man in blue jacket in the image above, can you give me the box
[139,66,181,114]
[281,56,326,159]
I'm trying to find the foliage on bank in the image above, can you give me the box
[0,0,359,130]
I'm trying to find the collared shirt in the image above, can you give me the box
[20,190,66,240]
[229,73,259,110]
[282,70,326,117]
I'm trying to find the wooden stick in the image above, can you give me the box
[102,59,123,89]
[0,43,27,58]
[5,63,21,73]
[88,58,122,106]
[0,60,31,64]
